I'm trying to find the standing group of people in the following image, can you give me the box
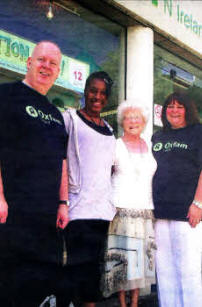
[0,40,201,307]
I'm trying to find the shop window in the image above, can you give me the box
[154,45,202,131]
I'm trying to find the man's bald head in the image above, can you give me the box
[24,41,61,95]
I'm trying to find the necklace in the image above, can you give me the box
[123,138,144,154]
[121,138,148,181]
[88,114,102,126]
[80,109,103,126]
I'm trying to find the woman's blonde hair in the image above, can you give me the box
[117,99,150,127]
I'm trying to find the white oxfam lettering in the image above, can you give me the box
[165,142,172,149]
[164,141,188,150]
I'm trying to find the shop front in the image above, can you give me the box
[0,0,201,135]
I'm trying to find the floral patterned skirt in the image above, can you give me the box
[101,208,156,297]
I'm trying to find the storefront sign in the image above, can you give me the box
[151,0,202,38]
[0,30,32,74]
[114,0,202,55]
[0,29,89,93]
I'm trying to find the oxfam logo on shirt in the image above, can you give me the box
[26,106,38,118]
[25,105,62,125]
[153,142,163,151]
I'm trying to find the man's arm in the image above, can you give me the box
[0,167,8,223]
[56,159,69,229]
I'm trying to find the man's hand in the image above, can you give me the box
[56,204,69,229]
[187,203,202,228]
[0,199,8,224]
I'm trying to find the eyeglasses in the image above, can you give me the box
[123,116,143,122]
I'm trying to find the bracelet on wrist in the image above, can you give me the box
[193,200,202,209]
[59,200,69,206]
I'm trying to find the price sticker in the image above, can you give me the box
[69,60,88,90]
[154,104,163,127]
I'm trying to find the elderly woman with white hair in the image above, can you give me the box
[103,100,157,307]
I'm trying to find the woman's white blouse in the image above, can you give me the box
[112,138,157,210]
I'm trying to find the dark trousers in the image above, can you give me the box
[64,219,109,303]
[0,212,72,307]
[0,258,74,307]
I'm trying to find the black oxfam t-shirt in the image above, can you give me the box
[0,82,67,214]
[152,124,202,221]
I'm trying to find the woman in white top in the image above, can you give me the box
[103,100,157,307]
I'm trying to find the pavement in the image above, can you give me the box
[68,292,159,307]
[97,293,159,307]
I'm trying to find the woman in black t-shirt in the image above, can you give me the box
[152,92,202,307]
